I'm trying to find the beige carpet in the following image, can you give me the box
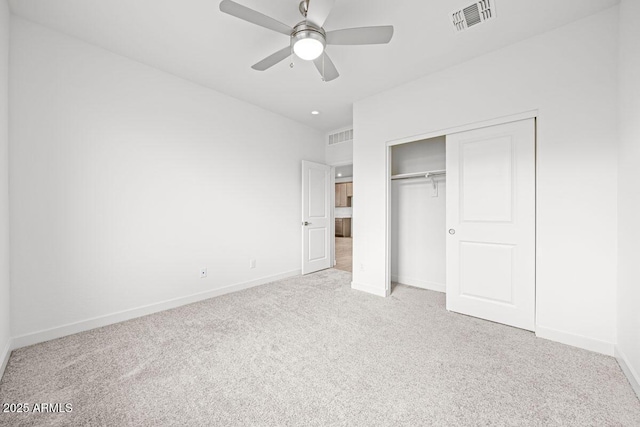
[1,269,639,426]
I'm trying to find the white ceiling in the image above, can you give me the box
[9,0,619,132]
[335,164,352,178]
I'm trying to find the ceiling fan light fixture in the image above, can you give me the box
[294,38,324,60]
[292,26,326,61]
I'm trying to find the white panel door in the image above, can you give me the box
[302,160,332,275]
[446,119,535,331]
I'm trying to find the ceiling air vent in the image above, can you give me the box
[452,0,495,32]
[328,129,353,146]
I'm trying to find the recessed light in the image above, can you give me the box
[311,111,320,115]
[337,173,342,177]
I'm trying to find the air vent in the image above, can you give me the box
[452,0,495,32]
[328,129,353,146]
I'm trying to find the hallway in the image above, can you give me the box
[335,237,352,272]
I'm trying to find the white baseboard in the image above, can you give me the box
[615,346,640,399]
[536,325,614,356]
[11,269,301,350]
[391,275,446,293]
[1,338,12,382]
[351,281,389,297]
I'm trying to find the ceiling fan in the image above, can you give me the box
[219,0,394,82]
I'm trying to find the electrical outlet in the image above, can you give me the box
[200,268,207,278]
[249,259,256,269]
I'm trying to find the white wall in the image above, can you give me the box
[327,140,352,166]
[0,0,11,376]
[9,17,325,343]
[391,137,446,292]
[616,0,640,394]
[326,127,353,166]
[353,7,619,355]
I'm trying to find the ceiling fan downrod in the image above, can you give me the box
[299,0,309,18]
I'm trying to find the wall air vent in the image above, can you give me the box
[452,0,495,32]
[328,128,353,146]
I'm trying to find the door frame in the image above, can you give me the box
[384,110,538,315]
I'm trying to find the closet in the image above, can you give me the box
[390,136,446,293]
[388,118,536,332]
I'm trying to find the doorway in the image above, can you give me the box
[334,164,353,272]
[390,136,446,292]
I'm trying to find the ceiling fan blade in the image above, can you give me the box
[326,26,394,45]
[305,0,336,28]
[251,46,291,71]
[219,0,292,36]
[313,52,339,82]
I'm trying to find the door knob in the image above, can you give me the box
[449,229,456,235]
[303,221,312,226]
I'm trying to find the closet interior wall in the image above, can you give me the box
[391,136,446,293]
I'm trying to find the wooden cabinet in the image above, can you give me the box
[336,183,347,207]
[335,218,351,237]
[335,182,352,207]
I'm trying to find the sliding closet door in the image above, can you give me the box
[446,119,535,331]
